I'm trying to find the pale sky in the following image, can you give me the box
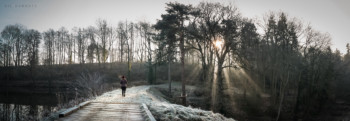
[0,0,349,54]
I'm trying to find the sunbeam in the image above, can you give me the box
[238,69,262,94]
[223,68,231,90]
[187,64,201,82]
[211,64,218,110]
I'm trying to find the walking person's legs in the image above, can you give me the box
[122,87,126,97]
[124,87,126,97]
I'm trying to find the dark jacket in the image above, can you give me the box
[120,79,127,87]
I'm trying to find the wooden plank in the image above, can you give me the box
[92,102,140,105]
[142,103,156,121]
[59,101,90,118]
[79,101,90,108]
[59,106,79,118]
[58,103,144,121]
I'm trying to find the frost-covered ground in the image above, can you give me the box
[93,85,235,121]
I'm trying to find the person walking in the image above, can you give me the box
[120,75,128,97]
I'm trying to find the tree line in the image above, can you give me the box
[1,20,156,65]
[153,2,350,120]
[0,20,156,80]
[1,1,350,120]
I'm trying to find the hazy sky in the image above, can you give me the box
[0,0,349,54]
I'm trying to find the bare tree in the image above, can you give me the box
[96,19,113,64]
[75,28,87,64]
[1,24,23,67]
[86,26,97,63]
[43,29,55,65]
[23,29,41,85]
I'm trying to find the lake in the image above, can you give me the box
[0,88,79,121]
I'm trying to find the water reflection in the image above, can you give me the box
[0,104,54,121]
[0,92,79,121]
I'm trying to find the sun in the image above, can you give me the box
[214,40,223,49]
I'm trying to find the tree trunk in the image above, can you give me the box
[215,57,225,113]
[293,72,302,120]
[154,62,157,83]
[128,43,131,80]
[168,60,172,97]
[276,71,290,121]
[180,28,186,106]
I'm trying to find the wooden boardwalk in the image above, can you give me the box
[58,103,144,121]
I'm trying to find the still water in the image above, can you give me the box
[0,91,79,121]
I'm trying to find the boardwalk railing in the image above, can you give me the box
[59,101,91,117]
[142,103,156,121]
